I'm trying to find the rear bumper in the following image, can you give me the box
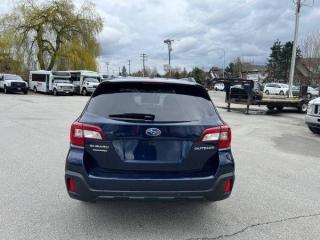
[65,170,235,201]
[65,146,235,201]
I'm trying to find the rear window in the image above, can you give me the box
[86,82,219,122]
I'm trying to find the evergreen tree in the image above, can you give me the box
[121,66,128,77]
[267,40,301,81]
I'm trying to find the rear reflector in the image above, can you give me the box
[224,179,233,193]
[67,177,76,193]
[201,124,232,149]
[70,121,103,146]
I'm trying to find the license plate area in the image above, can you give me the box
[112,140,193,162]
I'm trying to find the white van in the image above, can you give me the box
[29,71,74,96]
[0,73,28,94]
[67,71,101,96]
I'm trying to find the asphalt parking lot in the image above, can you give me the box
[0,91,320,240]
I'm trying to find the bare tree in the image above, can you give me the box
[301,31,320,86]
[301,31,320,59]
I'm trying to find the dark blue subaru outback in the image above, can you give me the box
[65,78,235,202]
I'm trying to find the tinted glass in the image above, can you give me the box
[53,79,71,83]
[32,74,46,82]
[85,78,99,83]
[5,75,23,81]
[87,82,219,122]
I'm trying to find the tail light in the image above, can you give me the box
[67,177,76,193]
[201,124,232,149]
[70,121,103,147]
[224,179,233,193]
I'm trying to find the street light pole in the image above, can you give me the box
[288,0,301,98]
[128,60,131,76]
[164,39,174,77]
[222,49,226,79]
[106,62,109,77]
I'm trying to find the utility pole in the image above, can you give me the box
[288,0,302,98]
[106,62,109,77]
[222,49,226,79]
[164,39,174,77]
[140,53,147,77]
[128,60,131,76]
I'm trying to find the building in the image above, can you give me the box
[295,58,320,87]
[241,64,268,82]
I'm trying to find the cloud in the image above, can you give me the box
[1,0,320,73]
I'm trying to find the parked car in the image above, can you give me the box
[0,74,28,94]
[65,70,101,95]
[81,78,100,96]
[290,86,300,96]
[306,97,320,134]
[65,78,235,202]
[288,86,319,99]
[264,83,289,95]
[214,83,225,91]
[306,87,319,99]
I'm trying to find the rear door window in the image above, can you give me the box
[86,82,219,123]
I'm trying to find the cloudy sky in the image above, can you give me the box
[1,0,320,73]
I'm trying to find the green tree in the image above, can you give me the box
[188,67,206,84]
[181,68,188,78]
[121,66,128,77]
[267,40,301,81]
[225,58,243,78]
[0,34,25,74]
[0,0,103,71]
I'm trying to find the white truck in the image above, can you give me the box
[29,71,74,96]
[306,97,320,134]
[0,73,28,94]
[68,71,101,96]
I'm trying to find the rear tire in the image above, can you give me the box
[298,103,308,113]
[267,105,275,110]
[307,93,312,99]
[309,126,320,134]
[33,87,37,93]
[276,106,284,111]
[4,86,8,94]
[24,90,28,95]
[279,91,284,95]
[265,90,270,95]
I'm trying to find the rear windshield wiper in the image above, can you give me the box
[109,113,155,121]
